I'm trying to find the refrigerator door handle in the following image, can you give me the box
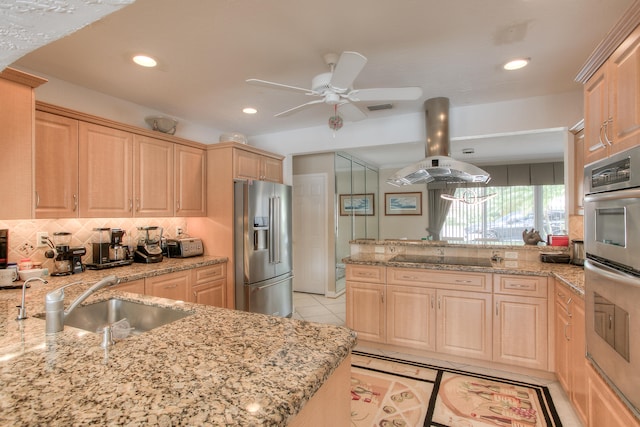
[274,196,281,264]
[253,275,292,291]
[269,197,275,263]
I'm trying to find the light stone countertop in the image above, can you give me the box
[0,256,357,426]
[343,253,585,296]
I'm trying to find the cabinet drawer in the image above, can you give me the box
[494,274,548,297]
[145,270,190,301]
[346,265,385,284]
[192,263,226,286]
[387,267,491,292]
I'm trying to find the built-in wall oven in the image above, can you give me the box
[584,145,640,419]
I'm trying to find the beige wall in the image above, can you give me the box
[378,168,430,240]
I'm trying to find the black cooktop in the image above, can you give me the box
[389,254,493,267]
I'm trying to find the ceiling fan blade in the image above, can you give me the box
[274,99,325,117]
[338,102,367,122]
[246,78,315,95]
[348,87,423,102]
[329,51,367,92]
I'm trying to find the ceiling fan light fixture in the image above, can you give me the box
[242,107,257,114]
[132,54,157,68]
[503,58,530,71]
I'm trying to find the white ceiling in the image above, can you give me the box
[9,0,635,167]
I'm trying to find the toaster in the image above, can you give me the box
[166,237,204,258]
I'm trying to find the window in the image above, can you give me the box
[441,185,566,244]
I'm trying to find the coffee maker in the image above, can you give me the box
[45,231,86,276]
[134,226,163,263]
[109,228,128,262]
[86,228,133,270]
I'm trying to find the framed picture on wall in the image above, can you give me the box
[385,192,422,215]
[339,193,375,216]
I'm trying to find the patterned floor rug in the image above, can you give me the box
[351,350,563,427]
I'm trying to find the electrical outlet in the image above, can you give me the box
[37,232,49,248]
[505,251,518,259]
[17,242,35,257]
[176,227,183,236]
[374,246,384,254]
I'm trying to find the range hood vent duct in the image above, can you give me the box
[387,97,491,186]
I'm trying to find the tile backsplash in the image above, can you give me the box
[0,217,188,270]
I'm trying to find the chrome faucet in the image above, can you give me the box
[45,275,120,334]
[16,277,48,320]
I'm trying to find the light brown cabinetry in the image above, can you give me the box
[0,68,46,220]
[175,144,206,216]
[386,284,435,351]
[346,265,386,343]
[113,278,145,294]
[587,362,640,427]
[493,274,549,370]
[190,262,226,307]
[570,124,585,215]
[133,135,174,217]
[144,270,190,301]
[233,148,283,182]
[555,281,588,425]
[34,111,79,218]
[79,121,134,217]
[583,25,640,165]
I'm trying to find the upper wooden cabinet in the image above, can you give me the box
[79,122,134,217]
[583,25,640,165]
[0,69,46,220]
[175,144,206,216]
[232,146,283,182]
[570,122,585,215]
[133,134,174,217]
[34,111,79,218]
[34,103,207,219]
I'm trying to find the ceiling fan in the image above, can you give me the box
[246,51,423,122]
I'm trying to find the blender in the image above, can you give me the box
[134,226,163,263]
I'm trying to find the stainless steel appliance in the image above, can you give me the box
[0,229,7,269]
[45,231,86,275]
[584,145,640,419]
[134,226,163,263]
[166,237,204,258]
[234,180,293,317]
[86,228,133,270]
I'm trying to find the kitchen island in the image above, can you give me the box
[0,257,357,426]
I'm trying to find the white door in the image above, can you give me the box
[292,174,328,294]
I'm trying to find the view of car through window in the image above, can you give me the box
[442,185,566,244]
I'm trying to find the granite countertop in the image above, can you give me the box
[0,256,357,426]
[343,253,585,296]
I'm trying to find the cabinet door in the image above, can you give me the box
[175,144,206,216]
[145,270,190,301]
[570,296,588,426]
[587,363,640,427]
[608,25,640,157]
[436,289,492,361]
[386,285,436,351]
[78,122,134,217]
[192,279,226,307]
[346,281,385,343]
[34,111,79,218]
[494,294,548,370]
[262,156,283,183]
[583,65,610,165]
[134,135,174,217]
[233,149,261,180]
[555,295,572,392]
[113,278,145,294]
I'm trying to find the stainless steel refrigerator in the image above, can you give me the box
[234,180,293,317]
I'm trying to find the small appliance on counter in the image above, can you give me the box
[134,226,163,263]
[86,228,134,270]
[45,231,86,276]
[0,229,8,269]
[570,239,585,266]
[540,251,571,263]
[165,236,204,258]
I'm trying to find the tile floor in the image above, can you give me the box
[292,291,584,427]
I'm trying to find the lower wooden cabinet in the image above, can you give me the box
[145,270,190,301]
[437,289,492,361]
[346,281,385,343]
[386,285,435,351]
[555,280,588,425]
[587,362,640,427]
[189,263,227,307]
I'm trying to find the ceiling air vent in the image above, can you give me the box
[366,103,393,111]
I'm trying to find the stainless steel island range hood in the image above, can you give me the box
[387,97,491,186]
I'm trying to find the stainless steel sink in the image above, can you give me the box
[37,298,192,335]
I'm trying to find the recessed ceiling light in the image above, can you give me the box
[503,58,530,71]
[243,107,257,114]
[132,55,157,68]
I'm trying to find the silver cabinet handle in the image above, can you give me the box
[564,323,570,341]
[136,197,140,212]
[438,296,441,310]
[176,201,180,211]
[495,302,499,316]
[163,284,177,289]
[455,279,473,283]
[430,295,434,310]
[35,191,40,208]
[129,199,133,212]
[590,122,607,152]
[380,291,384,304]
[603,117,613,146]
[73,194,77,212]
